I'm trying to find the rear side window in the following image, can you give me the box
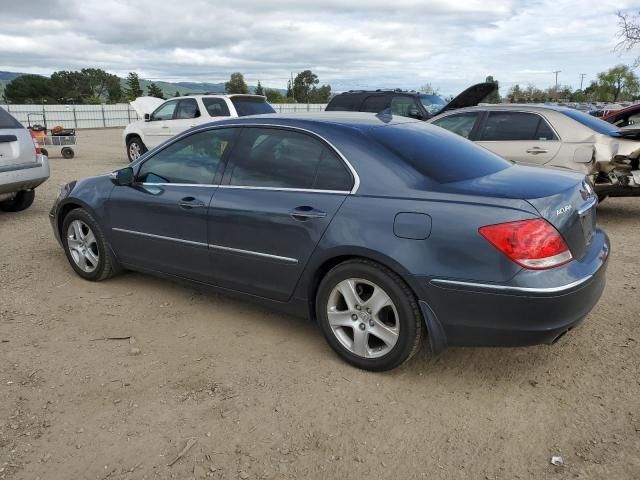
[230,97,276,116]
[202,98,231,117]
[0,107,23,129]
[390,96,419,117]
[360,95,389,113]
[480,112,557,141]
[370,123,512,184]
[227,127,353,190]
[325,94,363,111]
[431,112,480,139]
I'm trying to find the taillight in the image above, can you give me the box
[28,130,42,155]
[479,219,572,270]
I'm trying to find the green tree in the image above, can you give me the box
[265,88,285,103]
[50,70,87,103]
[225,72,249,94]
[4,75,53,103]
[107,78,123,103]
[286,80,294,100]
[174,90,181,97]
[507,84,523,103]
[484,76,501,103]
[147,82,165,99]
[293,70,319,103]
[309,84,332,103]
[254,81,265,96]
[596,65,639,101]
[124,72,144,100]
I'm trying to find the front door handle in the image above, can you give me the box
[526,147,548,154]
[290,206,327,221]
[178,197,205,209]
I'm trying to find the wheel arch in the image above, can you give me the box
[56,199,99,238]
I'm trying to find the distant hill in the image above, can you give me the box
[0,70,284,101]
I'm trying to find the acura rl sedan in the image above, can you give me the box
[50,113,609,371]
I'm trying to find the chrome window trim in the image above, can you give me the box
[138,182,349,194]
[129,122,361,194]
[429,275,593,294]
[112,227,298,264]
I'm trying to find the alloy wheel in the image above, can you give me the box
[67,220,99,273]
[129,142,141,160]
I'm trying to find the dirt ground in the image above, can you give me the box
[1,128,639,480]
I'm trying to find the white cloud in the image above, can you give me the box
[0,0,638,94]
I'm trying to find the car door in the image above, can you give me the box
[206,126,355,301]
[474,111,561,166]
[170,98,202,135]
[143,100,179,148]
[107,128,238,282]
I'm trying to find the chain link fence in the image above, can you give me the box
[0,103,328,129]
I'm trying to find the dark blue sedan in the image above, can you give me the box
[50,113,609,371]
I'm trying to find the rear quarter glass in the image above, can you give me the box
[231,98,276,116]
[369,122,512,183]
[0,108,23,129]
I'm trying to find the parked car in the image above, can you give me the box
[325,82,497,120]
[0,106,50,212]
[123,94,276,162]
[51,113,609,371]
[428,105,640,201]
[601,103,640,128]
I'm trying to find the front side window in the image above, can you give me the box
[174,99,200,119]
[431,112,480,139]
[390,96,420,117]
[227,128,353,190]
[480,111,557,141]
[150,101,178,121]
[138,128,236,184]
[202,98,231,117]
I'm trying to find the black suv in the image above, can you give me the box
[325,83,497,120]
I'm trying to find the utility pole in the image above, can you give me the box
[553,70,561,90]
[579,73,586,90]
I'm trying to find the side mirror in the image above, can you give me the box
[408,107,424,120]
[111,167,135,186]
[144,113,151,121]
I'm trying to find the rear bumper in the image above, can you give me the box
[0,155,50,195]
[419,228,610,351]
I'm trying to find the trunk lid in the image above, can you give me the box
[432,82,498,116]
[444,165,597,260]
[0,107,35,168]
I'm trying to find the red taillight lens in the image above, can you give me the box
[479,219,573,270]
[28,130,41,155]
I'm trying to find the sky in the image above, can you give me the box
[0,0,638,95]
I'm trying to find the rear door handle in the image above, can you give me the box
[290,206,327,221]
[526,147,548,154]
[178,197,205,209]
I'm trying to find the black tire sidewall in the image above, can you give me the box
[0,190,35,212]
[61,209,108,281]
[316,261,421,371]
[62,148,74,159]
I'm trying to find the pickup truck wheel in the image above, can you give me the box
[0,190,35,212]
[127,136,146,162]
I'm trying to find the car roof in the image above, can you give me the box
[174,94,266,100]
[205,111,422,128]
[442,104,576,114]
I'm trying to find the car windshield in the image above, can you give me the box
[231,97,276,116]
[560,108,622,136]
[419,95,447,115]
[370,122,512,184]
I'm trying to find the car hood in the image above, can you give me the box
[442,164,584,200]
[433,82,498,116]
[130,96,164,116]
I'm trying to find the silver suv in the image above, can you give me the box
[0,107,50,212]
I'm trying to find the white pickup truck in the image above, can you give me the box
[0,107,49,212]
[122,94,275,162]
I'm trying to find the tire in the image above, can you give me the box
[40,148,49,157]
[0,190,35,212]
[316,259,424,371]
[61,208,119,281]
[126,136,146,162]
[61,147,74,159]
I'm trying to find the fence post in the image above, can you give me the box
[42,104,46,127]
[72,105,77,129]
[101,104,106,128]
[127,105,131,123]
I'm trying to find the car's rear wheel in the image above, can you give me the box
[61,209,119,281]
[126,136,146,162]
[0,190,35,212]
[316,259,423,371]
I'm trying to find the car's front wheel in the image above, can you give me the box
[61,209,119,281]
[316,259,424,371]
[0,190,35,212]
[126,136,146,162]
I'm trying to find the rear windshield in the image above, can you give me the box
[560,109,622,136]
[369,122,512,184]
[0,107,23,129]
[231,97,276,116]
